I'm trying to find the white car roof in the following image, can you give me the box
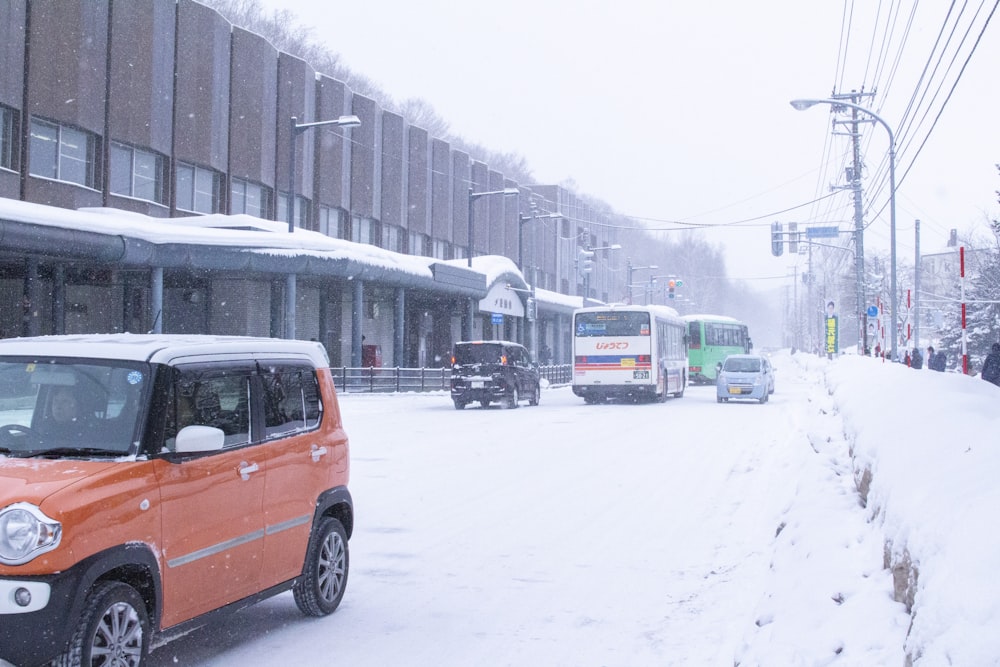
[0,334,330,367]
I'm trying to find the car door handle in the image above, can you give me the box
[310,445,328,462]
[238,461,260,480]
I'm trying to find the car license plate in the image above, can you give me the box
[633,370,649,380]
[728,387,743,395]
[472,380,484,388]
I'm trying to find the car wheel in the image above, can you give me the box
[54,580,149,667]
[294,516,349,617]
[528,382,540,406]
[479,399,490,409]
[717,396,724,403]
[760,393,768,404]
[503,385,519,409]
[453,400,466,410]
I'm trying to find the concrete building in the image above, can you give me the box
[0,0,624,366]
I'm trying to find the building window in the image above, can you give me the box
[382,225,403,253]
[1,106,18,171]
[318,205,348,238]
[351,216,380,247]
[432,239,451,260]
[176,162,221,214]
[276,192,308,228]
[231,178,271,218]
[110,142,167,204]
[29,117,99,188]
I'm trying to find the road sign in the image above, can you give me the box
[806,225,840,239]
[867,305,879,318]
[491,313,503,325]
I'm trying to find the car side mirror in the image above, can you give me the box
[175,425,226,453]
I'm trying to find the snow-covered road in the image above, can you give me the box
[148,353,908,666]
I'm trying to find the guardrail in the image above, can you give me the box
[331,364,573,393]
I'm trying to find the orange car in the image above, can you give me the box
[0,334,352,666]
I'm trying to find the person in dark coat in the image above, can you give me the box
[911,347,923,369]
[981,343,1000,386]
[927,346,947,372]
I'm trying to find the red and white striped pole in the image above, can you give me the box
[961,246,968,374]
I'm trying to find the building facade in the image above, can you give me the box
[0,0,623,365]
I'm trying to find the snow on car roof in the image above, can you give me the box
[0,333,330,367]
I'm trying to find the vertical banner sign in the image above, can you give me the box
[824,300,839,356]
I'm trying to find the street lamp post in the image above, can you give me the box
[790,98,897,361]
[468,187,520,267]
[518,209,562,272]
[580,244,622,300]
[626,260,658,304]
[287,114,361,233]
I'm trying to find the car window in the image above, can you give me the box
[260,365,322,439]
[164,372,251,451]
[0,359,147,456]
[453,344,502,365]
[724,357,761,373]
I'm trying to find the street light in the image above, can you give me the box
[580,244,622,299]
[287,114,361,233]
[790,98,897,361]
[626,260,658,304]
[468,188,520,267]
[518,209,562,272]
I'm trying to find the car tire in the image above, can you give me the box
[454,400,466,410]
[717,396,724,403]
[503,385,519,409]
[294,516,349,617]
[54,580,150,667]
[528,382,540,406]
[479,399,490,409]
[760,393,768,404]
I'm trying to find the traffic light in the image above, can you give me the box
[668,279,676,299]
[771,222,783,256]
[577,248,595,276]
[788,222,798,254]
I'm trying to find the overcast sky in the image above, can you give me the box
[258,0,999,289]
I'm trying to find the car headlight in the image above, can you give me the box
[0,503,62,565]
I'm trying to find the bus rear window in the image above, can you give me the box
[575,312,651,337]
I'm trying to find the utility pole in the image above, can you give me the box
[914,219,921,350]
[832,90,874,353]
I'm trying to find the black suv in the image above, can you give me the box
[450,341,541,409]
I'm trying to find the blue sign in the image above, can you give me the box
[807,225,840,238]
[867,305,879,318]
[491,313,504,325]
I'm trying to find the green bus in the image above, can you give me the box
[683,314,752,384]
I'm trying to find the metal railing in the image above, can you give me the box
[331,364,573,393]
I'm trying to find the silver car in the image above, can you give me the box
[716,354,774,403]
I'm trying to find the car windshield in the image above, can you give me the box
[724,357,761,373]
[0,358,150,457]
[453,344,504,365]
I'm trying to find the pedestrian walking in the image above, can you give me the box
[927,346,947,372]
[981,343,1000,387]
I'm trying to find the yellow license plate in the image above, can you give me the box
[728,387,742,395]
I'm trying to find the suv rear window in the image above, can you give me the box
[453,344,504,365]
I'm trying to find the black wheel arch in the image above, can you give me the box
[313,486,354,539]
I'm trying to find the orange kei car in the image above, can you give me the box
[0,334,352,666]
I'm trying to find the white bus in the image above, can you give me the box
[572,304,688,404]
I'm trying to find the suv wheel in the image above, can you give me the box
[453,400,466,410]
[528,382,540,406]
[294,516,349,616]
[55,580,149,667]
[503,385,519,409]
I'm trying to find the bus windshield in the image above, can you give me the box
[575,311,651,337]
